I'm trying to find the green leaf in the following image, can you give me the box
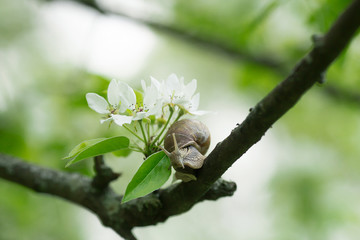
[63,138,106,160]
[112,148,132,157]
[65,136,130,167]
[122,151,171,203]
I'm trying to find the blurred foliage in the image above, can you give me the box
[1,0,360,239]
[0,182,83,240]
[172,0,353,62]
[0,0,35,46]
[0,1,122,238]
[160,0,360,239]
[270,169,346,240]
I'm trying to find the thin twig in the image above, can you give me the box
[92,155,121,189]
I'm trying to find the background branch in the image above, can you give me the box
[46,0,284,69]
[45,0,360,107]
[1,0,360,239]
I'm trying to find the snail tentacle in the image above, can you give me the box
[162,119,211,181]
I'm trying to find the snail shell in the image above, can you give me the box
[162,119,210,181]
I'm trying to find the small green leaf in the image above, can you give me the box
[63,138,106,160]
[112,148,132,157]
[65,136,130,167]
[122,151,171,203]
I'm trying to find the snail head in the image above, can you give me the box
[161,133,187,169]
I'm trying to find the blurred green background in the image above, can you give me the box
[1,0,360,239]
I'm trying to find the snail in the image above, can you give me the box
[161,119,211,182]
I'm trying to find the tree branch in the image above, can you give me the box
[45,0,284,69]
[92,155,121,189]
[0,153,236,239]
[46,0,360,107]
[134,0,360,218]
[2,0,360,239]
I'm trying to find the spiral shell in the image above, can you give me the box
[163,119,210,175]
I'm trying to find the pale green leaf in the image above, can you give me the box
[65,136,130,167]
[63,138,106,160]
[122,151,171,203]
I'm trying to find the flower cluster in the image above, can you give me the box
[86,74,206,127]
[86,73,208,156]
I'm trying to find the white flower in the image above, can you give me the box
[162,74,196,105]
[182,91,209,116]
[86,79,127,124]
[87,79,164,126]
[141,77,163,117]
[146,74,207,116]
[141,81,163,117]
[86,79,135,126]
[113,80,163,125]
[87,75,208,126]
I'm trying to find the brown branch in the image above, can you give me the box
[92,155,121,189]
[136,0,360,218]
[1,0,360,238]
[0,154,136,239]
[0,153,236,239]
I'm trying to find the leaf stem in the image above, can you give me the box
[128,147,143,153]
[123,124,145,143]
[158,111,183,145]
[173,110,184,123]
[138,120,147,144]
[151,107,174,146]
[131,142,144,152]
[147,122,151,143]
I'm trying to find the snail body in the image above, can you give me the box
[162,119,211,181]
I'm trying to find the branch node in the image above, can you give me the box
[317,71,326,84]
[201,178,237,201]
[311,34,325,47]
[92,155,121,189]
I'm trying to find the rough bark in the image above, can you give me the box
[0,154,236,239]
[1,0,360,239]
[139,0,360,217]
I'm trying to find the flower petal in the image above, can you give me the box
[189,110,211,116]
[112,114,133,126]
[173,97,188,105]
[166,74,181,93]
[146,99,162,117]
[184,79,197,99]
[150,77,162,91]
[108,79,121,107]
[132,112,147,120]
[190,92,200,111]
[141,79,147,92]
[118,82,136,113]
[86,93,109,114]
[100,117,112,124]
[143,84,159,107]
